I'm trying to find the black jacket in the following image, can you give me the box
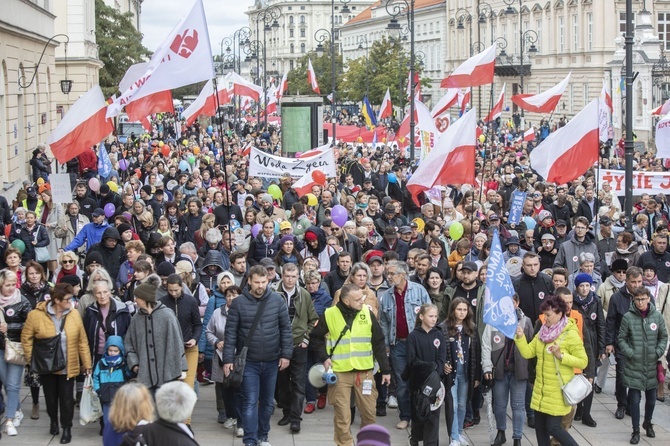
[513,272,554,324]
[9,222,49,263]
[20,281,51,309]
[83,299,132,358]
[88,227,127,283]
[605,286,634,353]
[324,268,350,297]
[374,239,409,261]
[223,287,293,364]
[214,203,243,228]
[124,419,200,446]
[636,249,670,283]
[159,293,202,344]
[0,296,32,348]
[576,198,602,223]
[573,292,606,378]
[74,195,99,220]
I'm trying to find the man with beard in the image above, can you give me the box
[440,261,485,326]
[554,217,601,274]
[324,252,353,296]
[316,191,333,226]
[74,182,98,220]
[255,193,287,225]
[410,254,431,286]
[331,223,362,264]
[214,189,243,228]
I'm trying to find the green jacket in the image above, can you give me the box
[273,282,319,347]
[515,319,588,416]
[618,302,669,391]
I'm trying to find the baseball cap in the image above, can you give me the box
[599,216,612,226]
[461,261,479,272]
[279,221,292,231]
[384,226,397,236]
[91,208,105,217]
[365,250,384,265]
[259,258,276,269]
[555,219,567,227]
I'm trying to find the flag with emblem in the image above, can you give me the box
[483,230,518,339]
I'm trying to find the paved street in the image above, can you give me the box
[7,365,670,445]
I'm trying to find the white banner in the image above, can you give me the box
[598,169,670,196]
[50,174,74,204]
[248,147,337,179]
[656,114,670,158]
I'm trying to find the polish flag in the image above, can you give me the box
[485,83,506,123]
[308,58,320,94]
[378,88,393,120]
[107,0,214,118]
[183,80,216,126]
[601,80,613,112]
[431,89,459,118]
[652,97,670,116]
[407,71,421,100]
[598,80,612,142]
[48,85,114,164]
[529,99,599,184]
[298,143,331,158]
[266,87,278,114]
[512,72,571,114]
[407,108,477,205]
[292,171,317,196]
[458,90,471,115]
[517,127,535,142]
[655,113,670,157]
[277,72,288,100]
[118,62,174,130]
[224,72,262,100]
[440,45,496,88]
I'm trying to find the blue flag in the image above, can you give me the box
[508,191,527,225]
[483,230,519,339]
[372,129,378,149]
[98,142,112,180]
[362,96,377,129]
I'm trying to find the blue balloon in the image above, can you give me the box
[230,220,241,232]
[178,160,190,172]
[388,172,397,184]
[523,216,536,230]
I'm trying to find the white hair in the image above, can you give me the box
[179,242,197,255]
[155,381,197,423]
[205,228,222,244]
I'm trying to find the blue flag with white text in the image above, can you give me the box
[98,142,112,180]
[508,191,527,225]
[483,230,519,339]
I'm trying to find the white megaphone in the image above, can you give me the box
[307,364,338,388]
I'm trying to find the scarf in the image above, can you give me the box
[104,354,123,368]
[573,292,595,312]
[0,288,22,308]
[609,275,626,289]
[643,277,659,288]
[538,316,569,343]
[57,266,77,284]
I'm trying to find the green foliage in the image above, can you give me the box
[285,42,343,98]
[96,0,151,98]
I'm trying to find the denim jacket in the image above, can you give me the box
[379,281,431,346]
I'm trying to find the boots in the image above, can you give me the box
[642,421,656,438]
[630,431,640,445]
[50,420,59,436]
[31,404,39,420]
[60,427,71,444]
[493,429,507,446]
[513,440,521,446]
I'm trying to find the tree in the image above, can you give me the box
[285,43,343,99]
[96,0,152,98]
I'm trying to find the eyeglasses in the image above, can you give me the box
[332,227,341,232]
[62,259,76,264]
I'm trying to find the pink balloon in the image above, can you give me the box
[89,177,100,192]
[331,205,348,228]
[251,223,263,238]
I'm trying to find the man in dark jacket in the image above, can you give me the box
[513,252,554,325]
[332,223,362,264]
[575,187,601,224]
[214,190,243,228]
[374,226,409,261]
[223,265,292,446]
[74,182,99,220]
[98,184,122,215]
[636,234,670,283]
[605,266,643,419]
[375,203,405,235]
[87,227,127,284]
[324,252,352,296]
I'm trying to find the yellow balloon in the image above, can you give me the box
[306,193,318,207]
[106,181,119,193]
[412,217,425,233]
[182,140,188,147]
[478,134,486,143]
[158,141,164,147]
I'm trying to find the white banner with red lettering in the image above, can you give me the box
[598,169,670,196]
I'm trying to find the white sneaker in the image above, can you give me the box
[4,420,17,436]
[459,437,470,446]
[13,410,24,427]
[388,395,398,408]
[236,427,244,437]
[223,418,236,429]
[449,442,460,446]
[260,442,271,446]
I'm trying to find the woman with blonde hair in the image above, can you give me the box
[39,189,64,277]
[331,262,379,317]
[104,382,155,446]
[54,251,84,284]
[136,211,156,245]
[78,268,117,318]
[195,213,216,252]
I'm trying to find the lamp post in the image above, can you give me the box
[624,0,634,229]
[18,34,72,94]
[356,35,370,99]
[255,5,282,129]
[503,0,537,120]
[386,0,416,160]
[245,39,264,124]
[456,9,474,57]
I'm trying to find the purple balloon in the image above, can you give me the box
[104,203,115,218]
[251,223,263,238]
[331,204,348,228]
[118,159,128,171]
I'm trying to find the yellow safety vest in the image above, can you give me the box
[22,199,44,219]
[324,305,374,372]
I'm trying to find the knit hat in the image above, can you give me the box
[611,259,629,273]
[280,235,295,246]
[217,271,234,287]
[261,193,273,203]
[117,223,132,236]
[304,231,318,242]
[60,275,81,288]
[357,424,391,446]
[538,210,552,221]
[141,185,153,196]
[99,184,111,195]
[574,273,593,287]
[642,262,657,273]
[134,275,160,303]
[84,251,104,268]
[156,261,176,277]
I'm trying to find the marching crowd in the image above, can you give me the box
[0,115,668,446]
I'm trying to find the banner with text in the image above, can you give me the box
[597,169,670,196]
[508,191,527,225]
[249,147,336,179]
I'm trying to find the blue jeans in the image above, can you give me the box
[0,351,25,419]
[451,362,468,442]
[628,387,656,431]
[493,371,527,440]
[241,361,278,446]
[390,340,411,421]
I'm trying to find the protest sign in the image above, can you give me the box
[248,147,336,179]
[50,174,73,204]
[508,191,527,225]
[598,169,670,197]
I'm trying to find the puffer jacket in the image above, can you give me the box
[9,222,50,263]
[247,232,281,266]
[222,286,293,364]
[0,291,32,349]
[92,335,130,404]
[21,301,92,378]
[83,299,132,359]
[198,289,226,360]
[87,227,127,282]
[515,319,588,416]
[618,301,669,391]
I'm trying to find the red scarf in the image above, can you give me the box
[57,266,78,284]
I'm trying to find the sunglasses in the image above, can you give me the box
[62,260,76,264]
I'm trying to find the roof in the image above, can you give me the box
[345,0,445,26]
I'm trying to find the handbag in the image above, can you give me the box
[0,310,27,366]
[553,355,592,406]
[223,297,269,388]
[34,229,50,263]
[658,362,666,384]
[31,315,67,375]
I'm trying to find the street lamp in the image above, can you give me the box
[255,4,282,129]
[386,0,417,160]
[314,28,337,144]
[245,39,264,123]
[356,35,370,99]
[456,9,473,57]
[18,34,72,95]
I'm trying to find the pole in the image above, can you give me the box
[519,0,524,120]
[624,0,633,230]
[409,0,415,161]
[263,25,268,129]
[212,77,231,242]
[330,0,337,145]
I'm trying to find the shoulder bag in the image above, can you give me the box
[552,333,592,406]
[223,297,270,388]
[0,309,27,366]
[31,315,67,375]
[34,227,50,263]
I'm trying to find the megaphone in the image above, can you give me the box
[308,364,338,388]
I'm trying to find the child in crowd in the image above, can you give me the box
[93,336,130,436]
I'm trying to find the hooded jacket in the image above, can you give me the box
[158,288,202,344]
[64,220,109,252]
[199,250,226,291]
[299,226,337,274]
[482,308,534,381]
[88,227,127,282]
[92,335,130,404]
[248,231,281,266]
[83,298,132,359]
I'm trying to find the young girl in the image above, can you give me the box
[274,235,304,270]
[156,216,173,238]
[406,304,447,446]
[93,336,130,436]
[442,297,481,446]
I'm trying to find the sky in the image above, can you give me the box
[140,0,252,57]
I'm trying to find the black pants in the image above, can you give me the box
[276,346,308,422]
[629,387,656,431]
[411,404,441,446]
[535,411,579,446]
[615,354,629,409]
[577,388,595,420]
[215,382,239,420]
[41,374,75,428]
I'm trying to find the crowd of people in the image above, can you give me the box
[0,113,668,446]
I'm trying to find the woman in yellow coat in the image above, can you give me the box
[514,295,588,446]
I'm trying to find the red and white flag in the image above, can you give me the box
[277,72,288,100]
[598,79,612,142]
[407,71,421,100]
[458,90,471,115]
[517,127,535,142]
[292,171,317,196]
[407,108,477,205]
[224,72,262,100]
[512,72,571,113]
[266,85,278,114]
[106,0,214,118]
[440,45,496,89]
[307,58,320,94]
[431,89,459,118]
[656,113,670,157]
[183,80,216,126]
[652,97,670,116]
[378,88,393,120]
[529,99,599,183]
[118,62,174,130]
[48,85,114,164]
[485,83,506,123]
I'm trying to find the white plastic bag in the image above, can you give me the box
[79,374,103,425]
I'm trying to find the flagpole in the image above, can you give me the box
[213,77,233,245]
[480,83,496,209]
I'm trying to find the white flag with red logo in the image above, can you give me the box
[407,108,477,205]
[529,99,599,183]
[106,0,214,118]
[440,45,496,88]
[277,72,288,100]
[378,88,393,120]
[48,85,114,163]
[431,89,459,118]
[512,72,571,113]
[485,83,506,123]
[308,58,320,94]
[598,79,612,142]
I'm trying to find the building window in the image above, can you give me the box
[536,20,542,53]
[572,15,578,51]
[587,13,593,51]
[301,43,306,53]
[300,5,305,10]
[290,43,294,53]
[619,12,635,36]
[289,16,294,24]
[300,15,305,24]
[289,28,294,37]
[300,28,305,37]
[559,16,564,52]
[584,83,589,106]
[290,60,294,70]
[288,6,292,10]
[659,12,670,50]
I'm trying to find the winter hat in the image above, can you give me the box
[60,275,81,288]
[642,262,657,273]
[156,261,176,277]
[117,223,132,236]
[134,275,160,303]
[304,231,318,242]
[141,185,153,196]
[538,210,552,221]
[261,193,273,203]
[611,259,629,272]
[84,251,104,268]
[280,235,295,246]
[357,424,391,446]
[217,271,234,287]
[574,273,593,287]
